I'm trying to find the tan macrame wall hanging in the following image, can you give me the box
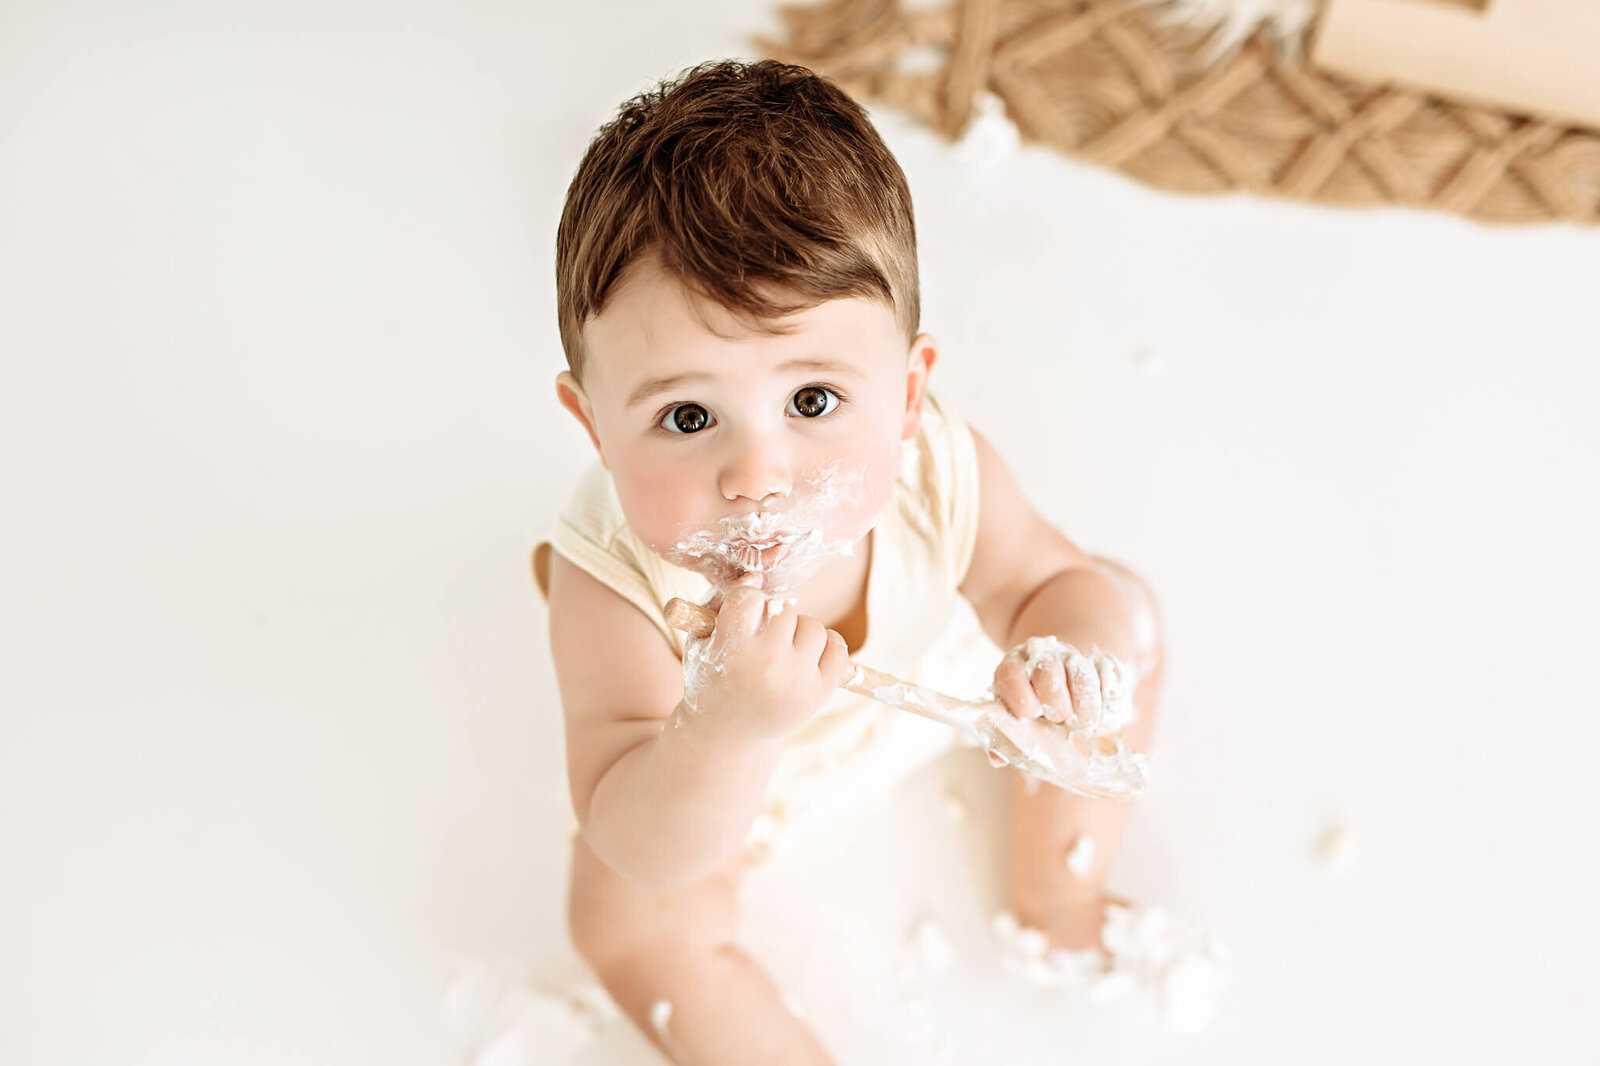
[757,0,1600,225]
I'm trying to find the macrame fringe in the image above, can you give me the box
[757,0,1600,225]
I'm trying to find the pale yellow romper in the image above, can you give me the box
[531,392,1001,861]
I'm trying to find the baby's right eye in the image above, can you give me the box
[660,403,714,434]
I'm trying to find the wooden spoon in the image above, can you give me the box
[662,597,1147,800]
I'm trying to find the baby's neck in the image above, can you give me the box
[779,533,872,654]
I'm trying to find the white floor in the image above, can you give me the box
[3,2,1598,1063]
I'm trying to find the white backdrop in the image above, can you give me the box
[3,1,1597,1063]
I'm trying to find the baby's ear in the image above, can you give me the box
[556,371,606,466]
[901,334,939,441]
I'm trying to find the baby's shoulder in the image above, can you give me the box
[540,460,706,656]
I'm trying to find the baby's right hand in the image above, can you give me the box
[681,576,852,743]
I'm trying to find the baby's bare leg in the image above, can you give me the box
[1007,559,1165,950]
[568,837,833,1065]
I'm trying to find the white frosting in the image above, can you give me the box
[992,905,1232,1032]
[954,90,1020,171]
[648,998,673,1040]
[764,596,798,623]
[1064,835,1096,879]
[988,711,1149,797]
[849,660,1148,796]
[902,918,956,978]
[850,671,954,720]
[1004,636,1137,737]
[443,957,614,1066]
[664,459,868,595]
[1143,0,1319,59]
[672,461,870,712]
[679,602,726,714]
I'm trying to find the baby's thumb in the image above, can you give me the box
[820,629,852,685]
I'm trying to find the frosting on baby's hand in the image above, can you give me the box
[997,636,1137,736]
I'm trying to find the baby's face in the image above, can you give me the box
[560,258,930,592]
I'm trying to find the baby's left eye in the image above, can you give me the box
[788,386,841,419]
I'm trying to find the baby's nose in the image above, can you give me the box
[718,437,792,504]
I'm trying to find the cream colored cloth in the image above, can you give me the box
[531,391,998,859]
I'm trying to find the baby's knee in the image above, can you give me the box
[567,892,641,981]
[566,846,737,981]
[1090,555,1164,677]
[568,890,734,989]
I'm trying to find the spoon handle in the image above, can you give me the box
[661,597,1146,800]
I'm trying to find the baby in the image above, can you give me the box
[531,59,1166,1062]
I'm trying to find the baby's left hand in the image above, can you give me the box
[992,637,1136,736]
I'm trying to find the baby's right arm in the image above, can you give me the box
[546,555,849,891]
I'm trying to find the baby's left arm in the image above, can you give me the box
[958,429,1142,729]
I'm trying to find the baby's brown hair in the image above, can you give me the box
[556,59,919,380]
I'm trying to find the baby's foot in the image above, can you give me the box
[1026,891,1128,956]
[991,903,1108,988]
[992,897,1231,1032]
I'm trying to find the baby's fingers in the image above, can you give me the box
[1030,657,1072,724]
[715,579,770,639]
[817,628,851,688]
[790,611,826,664]
[793,615,850,690]
[1092,648,1135,733]
[1064,650,1104,730]
[993,658,1043,720]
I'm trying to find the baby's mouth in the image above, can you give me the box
[728,523,829,574]
[667,459,867,592]
[668,517,831,591]
[731,537,789,573]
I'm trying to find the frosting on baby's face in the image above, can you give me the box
[557,256,936,595]
[664,459,871,594]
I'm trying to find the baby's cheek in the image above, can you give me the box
[832,498,877,542]
[833,465,897,538]
[619,478,701,556]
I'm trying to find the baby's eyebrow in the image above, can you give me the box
[780,358,863,380]
[626,372,712,408]
[625,359,863,408]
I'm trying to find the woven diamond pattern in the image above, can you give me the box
[759,0,1600,224]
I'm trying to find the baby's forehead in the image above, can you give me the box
[584,263,898,376]
[596,255,819,336]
